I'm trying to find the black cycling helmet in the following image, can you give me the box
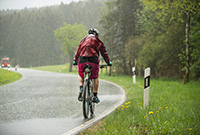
[88,28,99,37]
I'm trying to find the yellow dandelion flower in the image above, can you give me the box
[144,116,147,118]
[124,106,130,109]
[159,107,163,110]
[165,106,168,109]
[149,111,153,114]
[121,108,124,110]
[128,102,131,104]
[121,105,124,108]
[189,128,192,131]
[125,103,128,105]
[156,111,159,113]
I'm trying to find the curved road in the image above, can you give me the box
[0,68,125,135]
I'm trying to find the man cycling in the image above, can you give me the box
[73,28,112,103]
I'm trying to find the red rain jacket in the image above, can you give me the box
[74,34,110,64]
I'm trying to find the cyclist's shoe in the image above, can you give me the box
[92,96,100,103]
[78,92,83,101]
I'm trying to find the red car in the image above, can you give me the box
[1,57,11,68]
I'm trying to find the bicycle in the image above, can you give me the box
[82,64,94,118]
[73,61,112,118]
[82,64,111,118]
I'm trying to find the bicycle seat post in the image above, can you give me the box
[84,64,92,79]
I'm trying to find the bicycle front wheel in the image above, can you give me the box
[90,80,95,115]
[83,79,90,118]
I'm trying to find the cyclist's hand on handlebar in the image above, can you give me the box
[73,61,77,65]
[108,62,112,66]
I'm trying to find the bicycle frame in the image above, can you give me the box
[82,64,95,118]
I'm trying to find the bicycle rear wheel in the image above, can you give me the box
[83,79,90,118]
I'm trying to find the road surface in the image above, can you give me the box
[0,68,125,135]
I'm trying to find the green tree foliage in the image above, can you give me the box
[0,0,105,67]
[54,23,87,72]
[125,36,144,74]
[99,0,142,74]
[135,1,186,77]
[0,8,66,67]
[1,0,199,80]
[100,0,200,80]
[190,11,200,78]
[140,0,200,82]
[137,23,185,78]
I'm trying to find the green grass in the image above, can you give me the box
[0,68,22,86]
[31,64,200,134]
[32,64,78,74]
[80,76,200,135]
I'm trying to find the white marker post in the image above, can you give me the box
[144,67,150,109]
[132,67,136,84]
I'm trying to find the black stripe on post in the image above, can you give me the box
[144,76,150,89]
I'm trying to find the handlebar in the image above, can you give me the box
[73,63,111,68]
[73,61,112,67]
[99,64,111,69]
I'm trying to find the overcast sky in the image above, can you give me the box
[0,0,84,10]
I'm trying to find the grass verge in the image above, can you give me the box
[32,64,78,74]
[0,68,22,86]
[32,64,200,134]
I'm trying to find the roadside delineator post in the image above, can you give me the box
[144,67,150,109]
[132,67,136,84]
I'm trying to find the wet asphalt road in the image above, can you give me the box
[0,68,123,135]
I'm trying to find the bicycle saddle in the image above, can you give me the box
[84,64,92,73]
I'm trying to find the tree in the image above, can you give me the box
[99,0,142,74]
[190,10,200,79]
[136,2,186,78]
[124,36,144,74]
[54,23,87,72]
[0,0,105,67]
[140,0,200,83]
[99,1,119,75]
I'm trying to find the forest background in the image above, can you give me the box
[0,0,199,82]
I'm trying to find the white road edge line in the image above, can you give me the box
[62,79,126,135]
